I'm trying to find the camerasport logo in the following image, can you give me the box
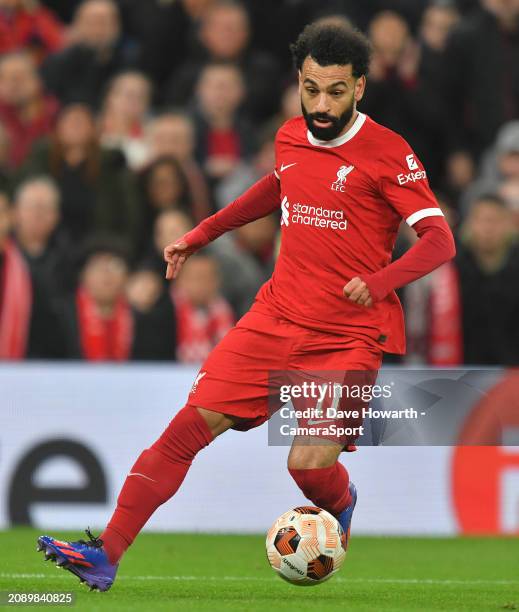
[397,154,427,185]
[280,196,347,230]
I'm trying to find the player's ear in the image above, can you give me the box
[354,75,366,102]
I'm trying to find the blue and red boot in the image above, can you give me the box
[36,528,118,592]
[336,482,357,550]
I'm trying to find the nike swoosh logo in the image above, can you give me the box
[128,472,158,483]
[306,419,335,426]
[280,162,297,172]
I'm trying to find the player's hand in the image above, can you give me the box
[164,240,192,280]
[343,277,373,308]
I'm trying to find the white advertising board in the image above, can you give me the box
[0,364,517,535]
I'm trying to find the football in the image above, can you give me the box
[265,506,347,586]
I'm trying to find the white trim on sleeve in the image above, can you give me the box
[406,208,444,226]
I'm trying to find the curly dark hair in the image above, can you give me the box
[290,23,372,77]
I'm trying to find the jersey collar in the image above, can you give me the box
[306,112,366,148]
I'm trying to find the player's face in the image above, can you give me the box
[299,57,365,141]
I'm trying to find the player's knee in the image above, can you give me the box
[287,445,338,471]
[195,406,235,438]
[152,404,216,463]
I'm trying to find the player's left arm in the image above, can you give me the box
[344,143,456,307]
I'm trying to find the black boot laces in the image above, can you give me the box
[78,527,104,548]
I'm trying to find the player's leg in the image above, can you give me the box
[285,335,383,546]
[100,405,235,563]
[36,405,235,590]
[102,310,292,564]
[287,440,357,547]
[37,309,293,590]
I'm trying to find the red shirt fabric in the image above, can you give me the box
[185,113,454,355]
[0,7,64,59]
[251,113,443,353]
[0,95,59,168]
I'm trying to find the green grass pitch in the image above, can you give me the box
[0,529,517,611]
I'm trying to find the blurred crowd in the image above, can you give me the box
[0,0,518,365]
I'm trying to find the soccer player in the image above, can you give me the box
[37,23,455,591]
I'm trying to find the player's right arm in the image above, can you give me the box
[164,172,281,279]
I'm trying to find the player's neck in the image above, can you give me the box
[337,110,359,138]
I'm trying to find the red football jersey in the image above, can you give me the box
[253,112,444,354]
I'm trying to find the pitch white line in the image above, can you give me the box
[0,573,517,586]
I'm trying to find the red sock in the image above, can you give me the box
[101,404,213,564]
[288,462,351,517]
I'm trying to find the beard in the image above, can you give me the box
[302,100,355,141]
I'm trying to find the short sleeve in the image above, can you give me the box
[377,137,443,226]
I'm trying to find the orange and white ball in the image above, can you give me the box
[265,506,347,586]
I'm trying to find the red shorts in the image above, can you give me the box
[187,302,383,446]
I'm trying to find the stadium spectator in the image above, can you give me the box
[12,176,69,295]
[171,253,234,362]
[461,120,519,212]
[181,0,217,20]
[0,124,10,194]
[117,0,192,88]
[41,0,139,108]
[0,0,517,366]
[99,70,152,170]
[0,52,59,169]
[193,62,256,183]
[498,177,519,228]
[456,194,519,364]
[264,82,301,135]
[209,214,277,317]
[420,1,460,54]
[242,0,361,75]
[361,10,446,185]
[141,209,194,280]
[391,192,459,365]
[215,125,276,208]
[40,0,82,23]
[127,265,177,361]
[19,103,140,250]
[443,0,519,194]
[163,0,281,122]
[0,0,64,62]
[137,157,193,258]
[11,177,70,357]
[418,1,460,97]
[279,83,302,121]
[483,121,519,181]
[61,238,133,361]
[0,190,32,359]
[146,112,211,221]
[0,187,65,359]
